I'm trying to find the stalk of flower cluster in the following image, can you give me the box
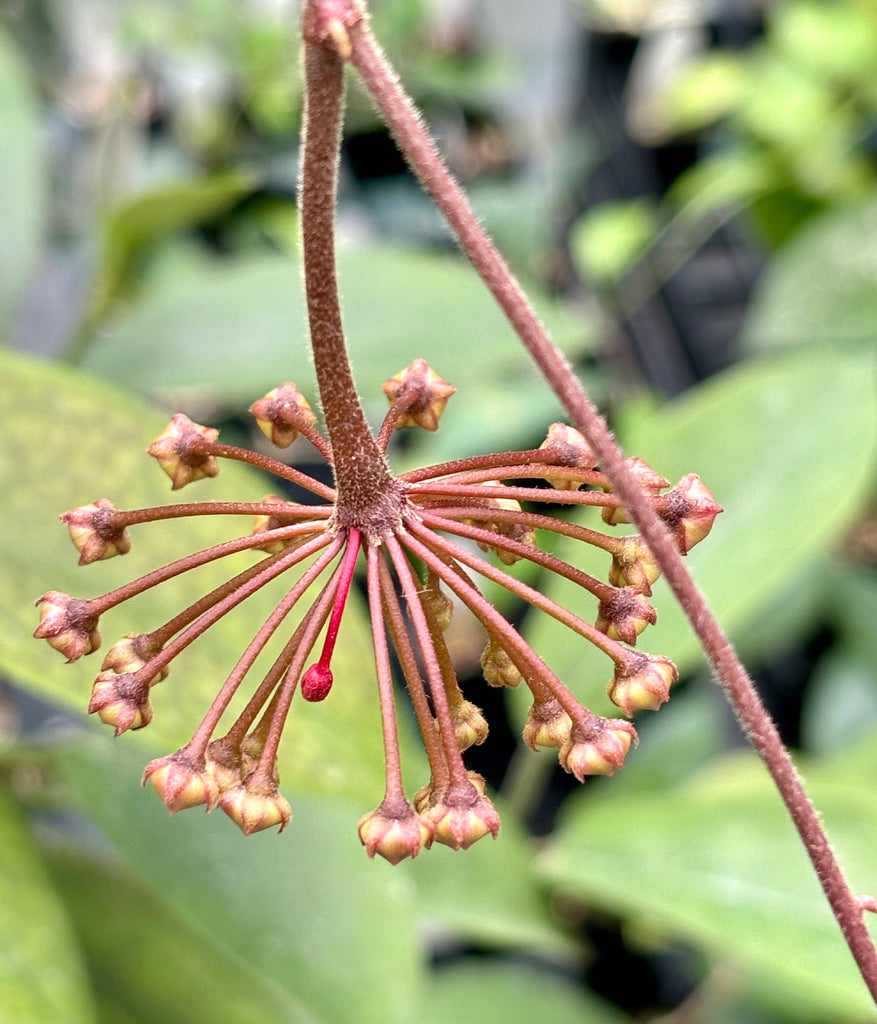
[301,0,877,998]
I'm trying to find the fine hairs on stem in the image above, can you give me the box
[300,0,877,1003]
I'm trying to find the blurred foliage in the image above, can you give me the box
[2,1,877,1022]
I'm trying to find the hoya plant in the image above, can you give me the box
[25,0,877,1014]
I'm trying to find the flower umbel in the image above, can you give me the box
[36,363,719,863]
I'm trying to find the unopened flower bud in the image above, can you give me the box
[601,458,670,525]
[595,587,657,645]
[101,633,167,683]
[422,782,500,850]
[608,535,662,595]
[219,779,292,835]
[358,799,434,864]
[204,739,245,795]
[608,654,678,716]
[468,485,536,565]
[558,719,637,781]
[412,771,486,815]
[301,663,333,701]
[480,636,523,688]
[449,699,489,750]
[539,423,597,490]
[60,498,131,564]
[147,414,219,490]
[382,359,456,431]
[522,697,573,749]
[423,577,453,631]
[250,383,317,449]
[143,752,219,813]
[659,474,722,554]
[88,671,153,734]
[34,592,101,662]
[251,495,301,552]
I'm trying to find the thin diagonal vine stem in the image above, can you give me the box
[336,5,877,997]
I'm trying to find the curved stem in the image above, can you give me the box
[299,23,398,524]
[344,9,877,998]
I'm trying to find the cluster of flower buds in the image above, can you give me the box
[35,360,720,863]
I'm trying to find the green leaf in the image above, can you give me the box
[405,802,574,957]
[661,51,748,134]
[0,785,96,1024]
[45,845,297,1024]
[525,347,877,710]
[423,960,629,1024]
[742,200,877,352]
[571,199,658,286]
[0,26,44,331]
[539,749,877,1021]
[772,0,877,85]
[80,246,586,405]
[0,348,389,802]
[60,736,425,1024]
[79,172,258,356]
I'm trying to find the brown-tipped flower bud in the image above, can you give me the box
[424,786,500,851]
[423,576,453,631]
[522,697,574,750]
[480,636,523,688]
[251,494,302,553]
[218,779,292,835]
[358,799,434,864]
[143,752,220,814]
[467,484,537,566]
[659,474,723,554]
[601,458,670,526]
[608,654,678,716]
[558,719,637,781]
[101,633,168,683]
[250,383,317,449]
[146,414,219,490]
[34,592,101,662]
[382,359,456,431]
[539,423,597,490]
[412,771,486,815]
[88,671,153,734]
[449,699,489,750]
[594,587,657,645]
[60,499,131,564]
[608,535,662,595]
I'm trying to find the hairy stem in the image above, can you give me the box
[299,19,400,529]
[340,7,877,998]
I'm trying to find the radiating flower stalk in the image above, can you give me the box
[33,0,721,861]
[31,0,877,1004]
[34,366,720,858]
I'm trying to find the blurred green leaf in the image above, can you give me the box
[60,736,424,1024]
[423,960,629,1024]
[667,149,777,225]
[0,26,44,332]
[80,246,587,405]
[46,845,296,1024]
[773,0,877,85]
[539,749,877,1021]
[80,172,257,354]
[0,348,391,803]
[742,200,877,352]
[801,648,877,756]
[0,786,96,1024]
[662,51,748,134]
[405,802,573,956]
[571,199,658,286]
[526,347,877,710]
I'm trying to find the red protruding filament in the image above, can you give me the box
[300,528,362,702]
